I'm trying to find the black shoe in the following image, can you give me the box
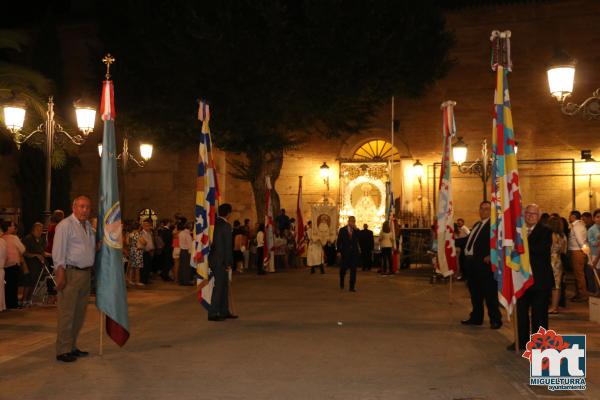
[225,314,239,319]
[70,348,89,357]
[208,315,225,321]
[460,319,482,326]
[490,322,502,330]
[349,288,356,292]
[56,353,77,362]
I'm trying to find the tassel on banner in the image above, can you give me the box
[490,30,512,72]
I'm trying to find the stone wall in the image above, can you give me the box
[2,0,599,229]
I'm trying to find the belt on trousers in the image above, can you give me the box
[65,265,91,270]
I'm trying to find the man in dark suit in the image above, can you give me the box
[509,204,554,350]
[336,216,361,292]
[461,201,502,329]
[359,224,374,271]
[208,203,237,321]
[157,219,174,281]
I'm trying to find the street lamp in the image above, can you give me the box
[98,137,153,167]
[412,159,425,227]
[581,150,596,211]
[547,50,600,119]
[2,96,96,226]
[320,161,330,191]
[412,159,424,183]
[453,138,491,201]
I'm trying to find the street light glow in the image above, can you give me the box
[452,137,468,165]
[140,143,153,161]
[547,66,575,101]
[3,105,26,133]
[75,107,97,135]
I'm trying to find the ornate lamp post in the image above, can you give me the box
[3,97,96,226]
[412,159,425,227]
[547,50,600,119]
[320,161,330,191]
[452,137,491,201]
[98,137,153,168]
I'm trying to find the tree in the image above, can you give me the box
[97,0,454,220]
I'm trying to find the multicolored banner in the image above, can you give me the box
[436,101,458,277]
[96,79,129,347]
[296,176,305,254]
[193,100,220,310]
[490,62,533,316]
[264,176,275,272]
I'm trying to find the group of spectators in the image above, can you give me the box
[0,210,64,311]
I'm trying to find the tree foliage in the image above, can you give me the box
[97,0,454,219]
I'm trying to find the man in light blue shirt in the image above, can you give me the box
[52,195,96,362]
[588,209,600,271]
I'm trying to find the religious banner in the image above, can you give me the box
[489,30,533,317]
[436,101,458,277]
[310,203,338,245]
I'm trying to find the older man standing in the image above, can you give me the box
[508,204,554,350]
[52,196,96,362]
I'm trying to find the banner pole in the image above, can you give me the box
[99,311,104,356]
[448,274,453,305]
[228,271,236,315]
[513,307,520,355]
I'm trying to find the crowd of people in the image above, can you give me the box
[454,202,600,350]
[1,196,599,360]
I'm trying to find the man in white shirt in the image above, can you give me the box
[52,196,96,362]
[456,218,470,239]
[568,211,589,302]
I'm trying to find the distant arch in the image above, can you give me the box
[352,139,401,161]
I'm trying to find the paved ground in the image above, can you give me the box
[0,266,598,400]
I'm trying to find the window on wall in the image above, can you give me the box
[139,208,158,226]
[353,140,400,161]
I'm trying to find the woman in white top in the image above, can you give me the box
[1,220,25,309]
[379,222,396,275]
[256,223,266,275]
[306,221,325,274]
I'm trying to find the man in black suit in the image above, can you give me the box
[461,201,502,329]
[359,224,374,271]
[509,204,554,350]
[157,219,174,281]
[208,203,237,321]
[337,216,361,292]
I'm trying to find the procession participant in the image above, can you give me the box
[508,204,554,350]
[208,203,237,321]
[306,221,325,274]
[52,196,96,362]
[358,224,374,271]
[336,216,361,292]
[460,201,502,330]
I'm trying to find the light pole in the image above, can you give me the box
[547,50,600,119]
[98,136,153,220]
[452,137,492,201]
[3,97,96,227]
[412,159,425,227]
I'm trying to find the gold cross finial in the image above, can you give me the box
[102,53,116,79]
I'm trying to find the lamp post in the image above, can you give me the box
[547,50,600,119]
[3,97,96,227]
[412,159,425,227]
[320,161,330,192]
[452,137,491,201]
[98,136,152,220]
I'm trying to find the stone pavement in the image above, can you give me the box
[0,267,598,400]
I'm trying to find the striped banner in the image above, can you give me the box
[436,101,457,277]
[193,100,220,310]
[490,64,533,316]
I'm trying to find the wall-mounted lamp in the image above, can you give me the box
[320,161,330,191]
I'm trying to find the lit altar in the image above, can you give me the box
[338,162,389,235]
